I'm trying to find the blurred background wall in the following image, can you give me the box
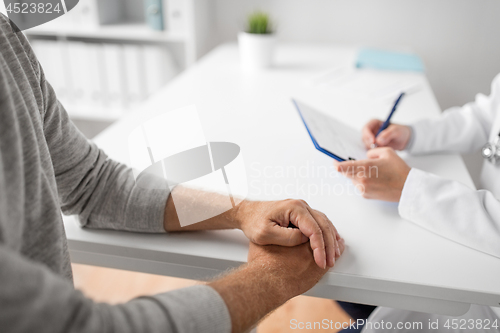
[211,0,500,111]
[4,0,499,111]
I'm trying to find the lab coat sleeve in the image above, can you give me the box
[407,74,500,155]
[399,168,500,258]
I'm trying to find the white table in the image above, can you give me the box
[65,44,500,316]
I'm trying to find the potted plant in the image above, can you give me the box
[238,11,276,70]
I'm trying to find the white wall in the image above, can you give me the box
[213,0,500,111]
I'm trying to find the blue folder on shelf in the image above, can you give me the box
[356,48,425,72]
[145,0,165,31]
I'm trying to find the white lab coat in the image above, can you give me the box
[362,74,500,333]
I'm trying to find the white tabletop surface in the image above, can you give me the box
[65,43,500,316]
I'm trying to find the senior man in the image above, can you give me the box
[0,14,345,333]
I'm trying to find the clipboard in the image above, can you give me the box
[292,99,367,162]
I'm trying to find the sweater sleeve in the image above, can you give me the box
[0,24,232,333]
[36,84,234,330]
[399,168,500,258]
[407,74,500,155]
[30,39,168,233]
[0,244,231,333]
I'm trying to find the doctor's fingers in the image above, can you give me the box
[335,160,374,178]
[351,178,379,200]
[362,119,383,148]
[366,146,395,159]
[376,125,412,150]
[375,126,401,147]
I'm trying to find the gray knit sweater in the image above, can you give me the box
[0,14,230,333]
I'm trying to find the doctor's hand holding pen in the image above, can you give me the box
[362,119,412,151]
[361,93,412,150]
[334,119,413,202]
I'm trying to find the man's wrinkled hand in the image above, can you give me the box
[236,199,344,269]
[247,241,341,297]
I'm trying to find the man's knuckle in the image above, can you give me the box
[290,199,304,207]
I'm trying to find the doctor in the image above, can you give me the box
[334,74,500,332]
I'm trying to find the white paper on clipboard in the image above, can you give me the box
[294,100,367,161]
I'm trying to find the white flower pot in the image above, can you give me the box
[238,32,276,70]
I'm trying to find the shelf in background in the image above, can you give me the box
[22,0,215,122]
[64,104,124,122]
[25,23,187,43]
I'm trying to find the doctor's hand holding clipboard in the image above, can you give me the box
[294,95,413,202]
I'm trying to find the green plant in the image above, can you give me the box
[246,11,272,34]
